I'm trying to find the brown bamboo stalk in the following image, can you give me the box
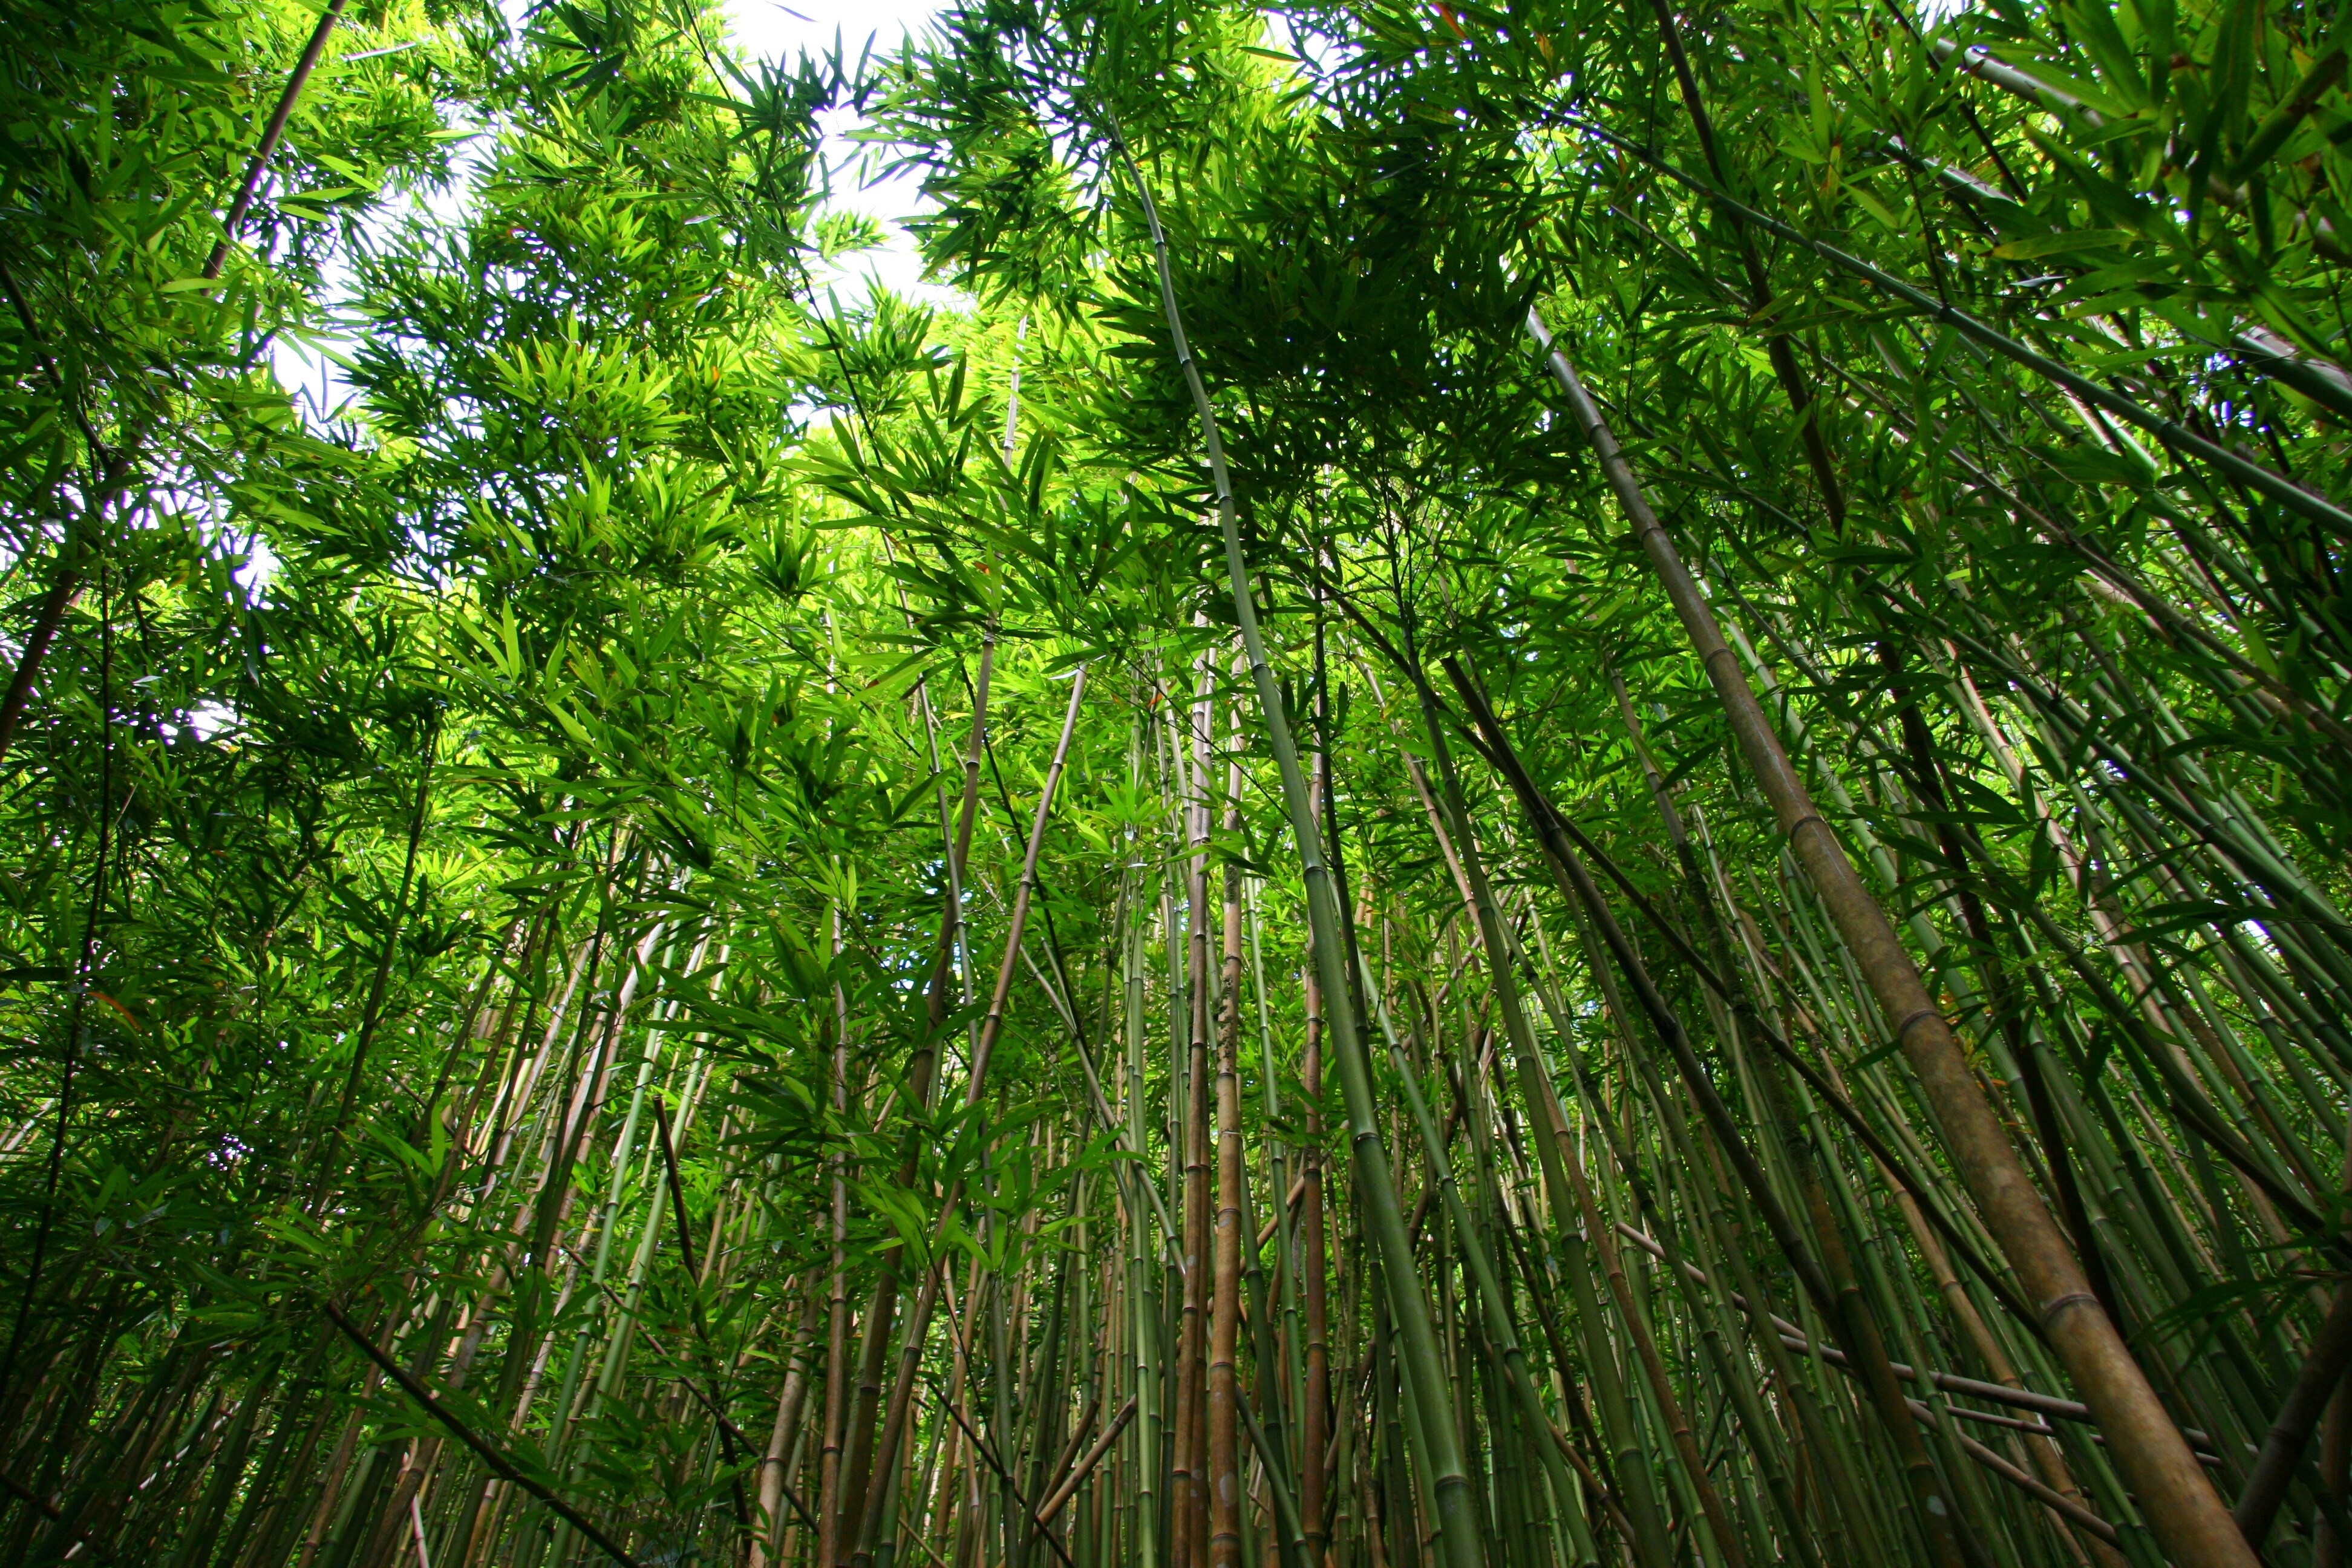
[1302,662,1334,1568]
[835,636,998,1563]
[1208,745,1248,1568]
[753,1290,822,1568]
[818,1010,852,1568]
[1174,645,1217,1568]
[2320,1375,2351,1568]
[847,665,1091,1568]
[205,0,350,278]
[1528,307,2258,1568]
[2234,1282,2352,1544]
[1038,1400,1139,1526]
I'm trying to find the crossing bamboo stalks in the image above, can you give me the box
[1207,754,1246,1568]
[848,664,1089,1568]
[16,4,2352,1564]
[1529,306,2258,1568]
[1114,123,1490,1568]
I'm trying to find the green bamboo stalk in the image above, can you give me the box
[1109,123,1488,1568]
[1527,308,2258,1568]
[849,665,1091,1568]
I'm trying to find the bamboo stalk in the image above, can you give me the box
[1208,745,1247,1568]
[1527,307,2258,1568]
[848,665,1091,1568]
[1111,122,1488,1568]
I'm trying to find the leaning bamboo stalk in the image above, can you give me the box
[1832,1059,2125,1567]
[649,1095,754,1540]
[1240,873,1304,1546]
[1117,845,1167,1568]
[1173,647,1215,1568]
[1377,683,1699,1567]
[836,632,1001,1563]
[847,664,1091,1568]
[2235,1282,2352,1546]
[1757,1298,2171,1429]
[1584,673,1889,1560]
[1038,1400,1140,1526]
[1527,306,2256,1568]
[753,1290,822,1568]
[1616,1219,2162,1520]
[1207,751,1247,1568]
[1301,662,1334,1568]
[1551,923,1840,1568]
[1112,122,1488,1568]
[1359,945,1600,1566]
[1442,656,1962,1561]
[818,993,852,1568]
[321,1301,639,1568]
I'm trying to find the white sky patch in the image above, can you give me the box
[267,100,499,439]
[235,534,281,598]
[185,701,241,742]
[726,0,958,308]
[270,0,956,450]
[1263,11,1344,80]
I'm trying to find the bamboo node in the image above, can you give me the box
[2036,1290,2102,1330]
[1891,1005,1943,1047]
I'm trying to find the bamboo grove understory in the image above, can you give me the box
[9,0,2352,1564]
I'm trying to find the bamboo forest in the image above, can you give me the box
[23,0,2352,1565]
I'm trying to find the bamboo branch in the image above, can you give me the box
[321,1298,642,1568]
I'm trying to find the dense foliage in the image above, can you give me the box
[6,0,2352,1566]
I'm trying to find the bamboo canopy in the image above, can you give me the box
[3,1,2351,1567]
